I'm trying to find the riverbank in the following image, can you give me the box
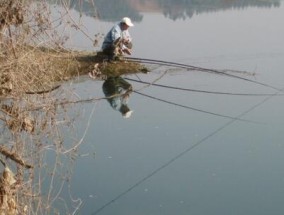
[0,46,147,97]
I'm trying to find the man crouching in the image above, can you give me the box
[101,17,134,60]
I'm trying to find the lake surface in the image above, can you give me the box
[60,0,284,214]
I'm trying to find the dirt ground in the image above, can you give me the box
[0,46,147,97]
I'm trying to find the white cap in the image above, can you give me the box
[123,110,133,119]
[121,17,134,27]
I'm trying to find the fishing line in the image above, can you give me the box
[91,85,283,215]
[125,57,281,91]
[134,91,258,123]
[134,73,142,81]
[125,78,283,96]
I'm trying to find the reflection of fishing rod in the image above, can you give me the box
[125,78,284,96]
[91,88,281,215]
[134,90,258,123]
[125,57,281,91]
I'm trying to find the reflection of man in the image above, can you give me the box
[101,17,134,60]
[102,77,133,118]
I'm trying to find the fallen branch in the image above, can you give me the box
[0,145,33,169]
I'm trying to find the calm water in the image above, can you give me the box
[60,1,284,214]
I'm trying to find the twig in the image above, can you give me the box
[0,145,33,169]
[62,102,97,154]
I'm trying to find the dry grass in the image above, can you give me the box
[0,46,146,97]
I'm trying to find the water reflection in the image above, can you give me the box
[66,1,284,214]
[71,0,281,21]
[102,76,133,118]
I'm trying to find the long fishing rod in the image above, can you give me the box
[125,78,283,96]
[125,57,281,91]
[134,90,258,124]
[126,57,250,78]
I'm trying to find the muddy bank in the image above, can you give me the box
[0,46,148,97]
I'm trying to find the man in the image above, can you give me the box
[102,17,134,59]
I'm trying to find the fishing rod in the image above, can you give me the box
[125,78,284,96]
[126,57,250,77]
[125,57,281,91]
[134,90,259,124]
